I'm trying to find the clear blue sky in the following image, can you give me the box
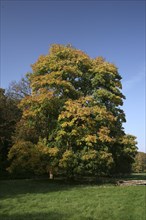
[1,0,145,152]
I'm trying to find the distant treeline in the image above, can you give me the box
[133,152,146,173]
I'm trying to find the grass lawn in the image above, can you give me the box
[0,178,145,220]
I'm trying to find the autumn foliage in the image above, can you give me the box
[7,44,137,178]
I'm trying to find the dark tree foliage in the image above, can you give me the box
[0,89,21,175]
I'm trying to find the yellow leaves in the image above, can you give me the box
[30,71,78,98]
[57,95,117,150]
[58,112,72,120]
[48,147,59,156]
[7,140,39,173]
[60,96,93,117]
[59,150,74,168]
[55,131,66,142]
[57,130,66,137]
[94,105,116,123]
[31,55,49,73]
[19,91,54,110]
[36,141,59,157]
[71,129,78,136]
[81,150,97,161]
[61,122,69,128]
[49,44,89,59]
[22,109,38,118]
[59,97,116,126]
[19,89,55,120]
[62,150,73,158]
[84,135,97,146]
[32,92,53,104]
[18,95,31,109]
[63,65,82,77]
[95,62,118,76]
[93,57,105,65]
[49,44,66,54]
[120,134,137,149]
[99,151,114,166]
[98,126,113,143]
[61,120,76,128]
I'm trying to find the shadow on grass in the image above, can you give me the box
[0,177,106,200]
[0,211,97,220]
[0,178,79,199]
[0,211,68,220]
[0,178,117,199]
[0,173,145,199]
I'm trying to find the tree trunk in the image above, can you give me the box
[49,170,53,179]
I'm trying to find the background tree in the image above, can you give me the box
[0,88,21,176]
[7,44,138,178]
[6,74,31,101]
[133,152,146,173]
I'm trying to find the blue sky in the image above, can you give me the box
[1,0,145,152]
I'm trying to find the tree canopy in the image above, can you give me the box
[7,44,137,178]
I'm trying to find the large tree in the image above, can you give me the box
[7,44,137,178]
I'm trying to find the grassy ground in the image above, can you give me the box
[0,177,145,220]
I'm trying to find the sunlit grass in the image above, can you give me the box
[0,179,145,220]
